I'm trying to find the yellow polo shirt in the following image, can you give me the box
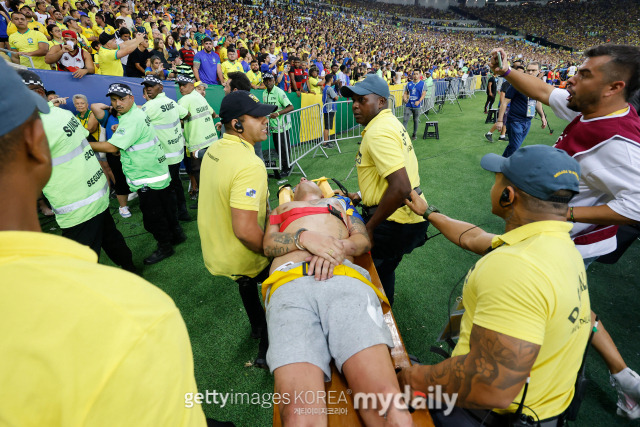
[198,134,270,279]
[221,60,244,79]
[453,221,590,420]
[356,108,425,224]
[8,29,49,69]
[6,19,47,37]
[97,46,123,76]
[0,231,207,426]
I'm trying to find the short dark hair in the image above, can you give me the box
[239,47,248,58]
[227,72,251,92]
[585,44,640,101]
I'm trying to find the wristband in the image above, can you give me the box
[569,207,575,223]
[423,205,440,221]
[502,67,511,77]
[294,228,308,250]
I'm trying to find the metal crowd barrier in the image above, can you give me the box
[264,103,326,177]
[326,99,362,146]
[389,89,404,119]
[0,47,35,68]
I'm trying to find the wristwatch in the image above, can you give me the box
[423,205,440,220]
[294,228,308,250]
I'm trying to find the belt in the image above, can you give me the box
[261,262,390,313]
[464,409,562,427]
[361,186,422,218]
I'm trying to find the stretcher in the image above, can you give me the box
[272,178,434,426]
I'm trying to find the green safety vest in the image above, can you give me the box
[108,106,170,192]
[141,92,189,165]
[263,86,292,133]
[178,91,218,154]
[41,102,109,229]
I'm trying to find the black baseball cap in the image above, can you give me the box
[99,31,115,45]
[219,91,276,124]
[1,65,49,137]
[481,145,580,201]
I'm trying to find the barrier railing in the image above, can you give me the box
[326,99,362,146]
[0,47,34,68]
[268,103,325,177]
[389,89,404,119]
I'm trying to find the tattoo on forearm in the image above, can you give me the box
[348,217,368,237]
[264,232,295,257]
[423,325,540,408]
[273,233,294,244]
[264,245,288,257]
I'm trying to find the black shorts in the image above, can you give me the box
[323,112,335,130]
[0,36,8,42]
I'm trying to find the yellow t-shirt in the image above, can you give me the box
[8,29,50,69]
[218,46,228,63]
[0,231,207,426]
[246,69,262,87]
[92,24,115,38]
[220,60,244,79]
[452,221,590,420]
[356,108,425,224]
[307,76,321,94]
[198,134,270,279]
[97,46,123,76]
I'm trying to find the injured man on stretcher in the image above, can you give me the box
[262,178,413,426]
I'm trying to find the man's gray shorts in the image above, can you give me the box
[265,260,394,381]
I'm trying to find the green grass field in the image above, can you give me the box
[43,94,639,426]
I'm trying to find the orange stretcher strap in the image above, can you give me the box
[262,263,390,314]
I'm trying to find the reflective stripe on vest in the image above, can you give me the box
[126,137,159,152]
[166,147,185,158]
[51,182,109,215]
[51,138,90,167]
[154,118,181,130]
[126,172,170,187]
[186,111,210,122]
[190,135,216,151]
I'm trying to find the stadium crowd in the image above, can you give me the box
[464,0,640,51]
[1,0,584,82]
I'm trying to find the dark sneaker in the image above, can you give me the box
[484,132,493,142]
[499,135,508,141]
[143,246,175,265]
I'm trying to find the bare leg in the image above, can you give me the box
[342,344,413,426]
[591,311,627,374]
[274,362,327,427]
[116,194,127,208]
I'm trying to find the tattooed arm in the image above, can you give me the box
[398,324,540,409]
[340,215,372,256]
[263,205,346,264]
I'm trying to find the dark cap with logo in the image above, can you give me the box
[219,90,277,124]
[340,74,390,99]
[481,145,580,201]
[0,63,49,137]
